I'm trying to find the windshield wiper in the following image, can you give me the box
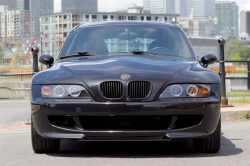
[60,52,104,60]
[130,51,149,55]
[130,51,168,56]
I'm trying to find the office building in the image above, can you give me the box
[174,0,187,17]
[0,5,9,43]
[0,0,17,10]
[0,7,35,50]
[240,11,250,35]
[61,0,97,13]
[178,17,215,37]
[187,0,214,19]
[143,0,175,14]
[40,11,179,57]
[189,37,220,60]
[17,0,29,10]
[30,0,54,37]
[214,1,239,38]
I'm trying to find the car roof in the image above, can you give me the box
[77,21,178,29]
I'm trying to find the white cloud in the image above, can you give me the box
[54,0,61,13]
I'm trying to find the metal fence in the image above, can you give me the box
[224,60,250,91]
[0,73,35,100]
[0,42,249,104]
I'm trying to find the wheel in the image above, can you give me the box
[193,118,221,153]
[31,117,60,153]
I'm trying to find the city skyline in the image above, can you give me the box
[53,0,250,13]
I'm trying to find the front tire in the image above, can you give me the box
[193,118,221,153]
[31,117,60,153]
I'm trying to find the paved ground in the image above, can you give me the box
[0,100,250,166]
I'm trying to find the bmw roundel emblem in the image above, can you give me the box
[120,74,131,80]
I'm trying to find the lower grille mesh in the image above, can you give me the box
[80,116,171,130]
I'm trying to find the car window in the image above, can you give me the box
[60,25,195,59]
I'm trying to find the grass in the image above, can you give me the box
[226,92,250,97]
[229,97,250,103]
[235,69,248,74]
[0,78,32,81]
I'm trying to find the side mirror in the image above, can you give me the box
[39,54,54,68]
[201,54,217,68]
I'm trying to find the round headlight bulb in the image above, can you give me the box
[69,85,81,97]
[54,86,65,97]
[186,85,198,97]
[170,85,182,96]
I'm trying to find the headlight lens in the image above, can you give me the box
[41,85,91,99]
[160,84,210,98]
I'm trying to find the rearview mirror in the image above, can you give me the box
[39,54,54,68]
[201,54,217,68]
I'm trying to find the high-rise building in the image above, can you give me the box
[214,1,239,38]
[187,0,214,19]
[143,0,175,14]
[0,7,35,49]
[61,0,97,13]
[41,11,179,56]
[174,0,187,17]
[240,11,250,35]
[28,0,54,37]
[17,0,29,10]
[0,0,17,10]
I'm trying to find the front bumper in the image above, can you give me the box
[31,97,221,140]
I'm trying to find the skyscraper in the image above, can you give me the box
[240,11,250,35]
[143,0,175,14]
[29,0,54,37]
[0,6,35,49]
[0,0,17,10]
[187,0,214,19]
[214,1,239,38]
[61,0,97,13]
[17,0,29,10]
[174,0,187,17]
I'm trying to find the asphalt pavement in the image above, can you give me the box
[0,100,250,166]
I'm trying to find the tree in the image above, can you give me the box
[0,45,4,63]
[225,39,250,60]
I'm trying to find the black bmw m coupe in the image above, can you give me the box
[31,21,221,153]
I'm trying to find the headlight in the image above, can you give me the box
[160,84,210,98]
[41,85,91,99]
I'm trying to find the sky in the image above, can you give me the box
[54,0,250,13]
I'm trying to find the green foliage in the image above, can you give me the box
[245,111,250,118]
[225,39,250,60]
[228,97,250,103]
[0,45,4,62]
[231,52,243,65]
[226,92,250,97]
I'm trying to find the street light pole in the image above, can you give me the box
[218,38,228,106]
[51,38,55,58]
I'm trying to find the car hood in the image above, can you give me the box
[32,55,220,101]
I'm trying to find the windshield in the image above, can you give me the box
[59,25,195,59]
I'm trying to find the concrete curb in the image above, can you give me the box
[221,105,250,121]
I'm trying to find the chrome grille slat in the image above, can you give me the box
[128,81,151,99]
[100,81,123,99]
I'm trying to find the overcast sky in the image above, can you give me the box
[54,0,250,13]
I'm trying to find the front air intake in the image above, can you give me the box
[128,81,151,99]
[100,81,123,99]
